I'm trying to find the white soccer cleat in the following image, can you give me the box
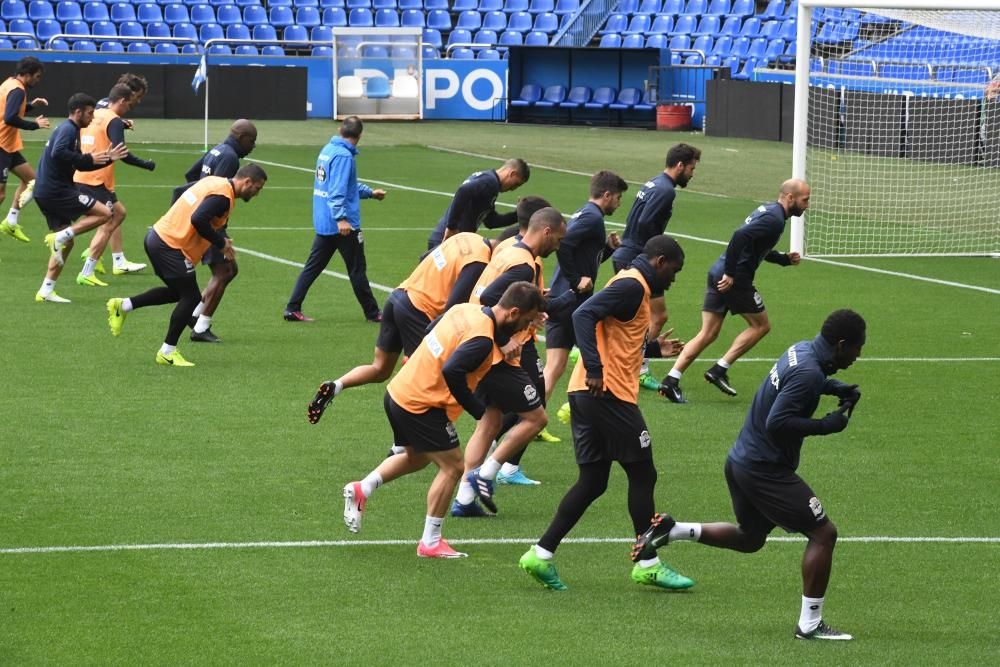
[17,179,34,208]
[112,260,147,275]
[35,291,71,303]
[342,482,367,533]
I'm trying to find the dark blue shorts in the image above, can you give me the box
[144,229,195,281]
[0,149,26,183]
[703,271,765,315]
[36,187,97,231]
[375,289,431,357]
[724,458,830,536]
[384,392,459,453]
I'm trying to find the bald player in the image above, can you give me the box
[306,230,495,426]
[171,119,258,343]
[659,179,809,404]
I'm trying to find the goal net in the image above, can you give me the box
[791,2,1000,257]
[333,27,423,120]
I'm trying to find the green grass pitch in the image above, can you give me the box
[1,120,997,664]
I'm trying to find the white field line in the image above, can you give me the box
[238,227,431,231]
[2,535,997,556]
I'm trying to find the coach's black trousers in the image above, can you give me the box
[285,231,380,319]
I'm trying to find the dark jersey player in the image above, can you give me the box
[171,119,258,343]
[425,158,529,250]
[611,143,700,391]
[0,56,49,244]
[660,178,807,404]
[633,309,866,641]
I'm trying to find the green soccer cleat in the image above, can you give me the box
[519,549,568,591]
[534,427,561,443]
[76,273,109,288]
[556,401,571,425]
[43,233,65,266]
[156,349,195,367]
[630,561,695,590]
[80,250,107,275]
[639,372,661,391]
[106,298,127,336]
[568,346,580,364]
[2,222,30,242]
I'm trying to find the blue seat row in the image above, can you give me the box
[511,84,655,111]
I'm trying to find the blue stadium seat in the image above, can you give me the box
[691,14,717,36]
[423,0,446,9]
[509,83,541,107]
[181,42,199,53]
[311,44,332,55]
[728,34,749,57]
[189,3,214,24]
[446,27,471,46]
[731,55,759,80]
[144,19,168,36]
[242,3,265,23]
[622,14,649,35]
[534,84,565,107]
[621,33,642,48]
[117,19,141,35]
[345,0,368,7]
[558,85,589,108]
[879,63,929,80]
[163,3,186,23]
[399,7,420,25]
[503,0,527,12]
[709,34,730,56]
[609,86,641,110]
[371,0,392,7]
[758,19,780,40]
[390,44,414,58]
[762,37,783,63]
[634,0,659,15]
[296,0,319,6]
[659,0,682,15]
[270,5,293,25]
[497,29,520,45]
[237,0,264,6]
[597,32,620,47]
[667,14,694,36]
[234,43,256,54]
[28,1,54,21]
[397,0,418,7]
[172,21,195,39]
[99,39,124,50]
[83,0,106,20]
[8,16,32,33]
[717,14,739,36]
[310,23,330,39]
[360,43,384,56]
[137,3,162,22]
[645,14,672,35]
[691,33,711,53]
[478,47,500,59]
[553,0,576,15]
[477,0,501,10]
[474,28,496,43]
[730,0,752,16]
[269,0,294,7]
[321,6,345,24]
[679,0,704,16]
[91,18,114,33]
[365,76,390,98]
[56,0,81,20]
[451,0,474,10]
[667,33,689,50]
[1,1,27,21]
[347,4,370,23]
[584,86,615,109]
[72,38,97,49]
[527,0,552,14]
[126,40,151,51]
[746,36,766,59]
[110,3,135,22]
[15,37,38,48]
[524,29,547,44]
[644,33,667,48]
[506,9,531,32]
[421,44,438,58]
[481,9,504,30]
[615,0,637,14]
[0,36,9,49]
[703,0,727,16]
[532,10,556,33]
[295,5,318,23]
[760,0,783,19]
[215,2,239,23]
[422,26,441,47]
[373,6,396,24]
[455,9,478,29]
[153,41,178,52]
[198,21,222,40]
[778,17,795,41]
[48,36,69,48]
[283,23,307,40]
[425,8,448,29]
[206,42,229,53]
[261,44,284,54]
[35,18,61,39]
[598,12,624,34]
[737,16,759,37]
[450,46,474,58]
[683,52,702,64]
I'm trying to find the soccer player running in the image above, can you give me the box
[455,207,570,513]
[610,143,700,391]
[306,230,494,427]
[340,282,544,558]
[520,234,691,592]
[74,84,156,288]
[425,158,530,250]
[35,94,128,303]
[632,309,866,640]
[284,116,385,323]
[0,56,49,244]
[659,178,808,404]
[543,170,626,424]
[104,164,267,367]
[170,119,258,343]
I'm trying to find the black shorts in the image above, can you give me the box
[724,458,830,536]
[35,187,97,231]
[475,347,544,414]
[568,392,652,465]
[144,228,195,280]
[376,289,431,357]
[0,149,26,183]
[703,271,765,315]
[201,227,231,266]
[384,392,459,452]
[544,313,576,350]
[77,183,117,210]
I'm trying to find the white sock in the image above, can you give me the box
[667,368,683,381]
[456,479,476,505]
[716,359,731,370]
[194,315,212,333]
[334,380,344,396]
[360,471,383,498]
[38,278,56,296]
[798,596,824,633]
[81,257,97,278]
[112,252,126,268]
[640,360,650,375]
[669,522,702,541]
[479,456,501,481]
[6,207,18,224]
[192,301,205,318]
[159,343,176,355]
[122,298,134,313]
[533,544,553,560]
[638,556,660,568]
[54,228,75,244]
[421,515,443,547]
[389,444,405,455]
[500,462,519,477]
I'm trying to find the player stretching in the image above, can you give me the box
[633,309,865,640]
[0,56,49,243]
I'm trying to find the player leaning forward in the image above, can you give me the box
[633,309,866,640]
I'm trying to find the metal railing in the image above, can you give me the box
[553,0,615,47]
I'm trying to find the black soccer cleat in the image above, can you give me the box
[658,379,688,404]
[631,512,676,562]
[704,368,737,396]
[795,621,854,641]
[307,380,337,424]
[190,327,222,343]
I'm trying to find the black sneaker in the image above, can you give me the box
[631,512,676,562]
[795,620,853,641]
[704,367,737,396]
[284,310,315,322]
[307,380,336,424]
[190,328,222,343]
[658,379,688,404]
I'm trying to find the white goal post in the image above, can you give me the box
[790,0,1000,257]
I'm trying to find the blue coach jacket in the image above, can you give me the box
[313,136,373,235]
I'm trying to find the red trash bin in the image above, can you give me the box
[656,104,692,131]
